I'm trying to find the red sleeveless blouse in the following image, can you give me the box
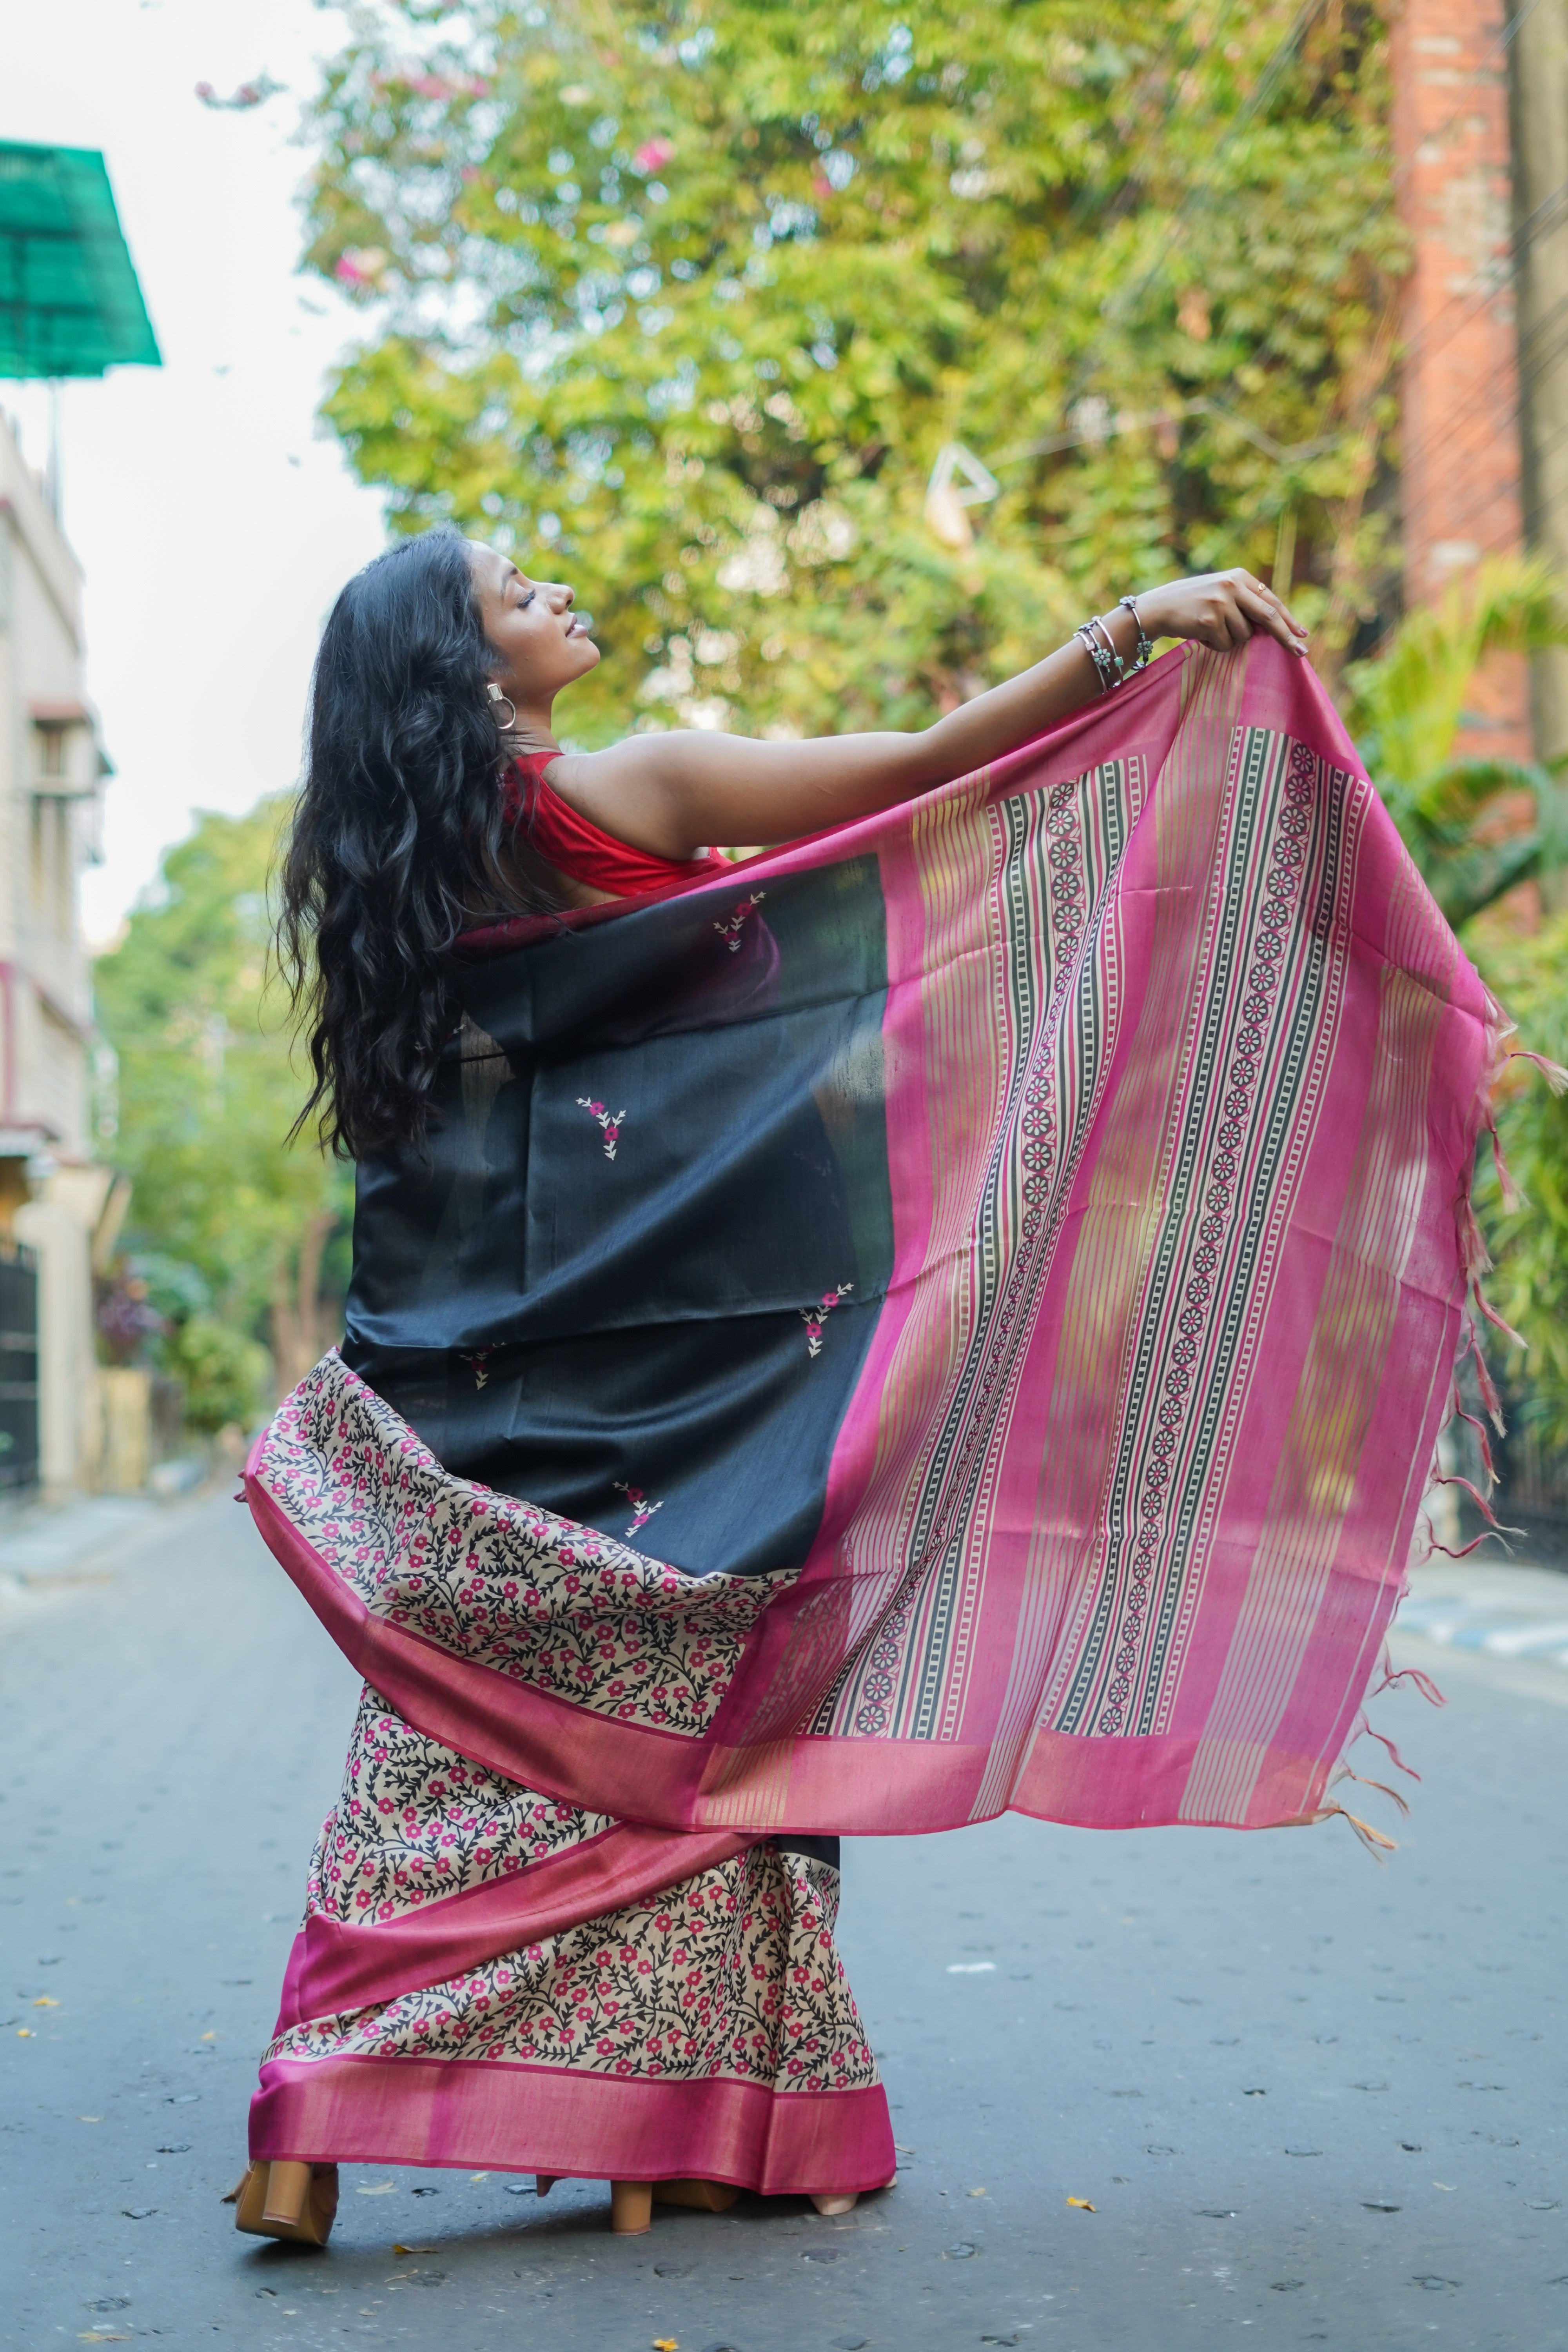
[501,757,731,898]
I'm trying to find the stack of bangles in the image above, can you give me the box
[1075,595,1155,692]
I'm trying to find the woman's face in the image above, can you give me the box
[468,541,600,707]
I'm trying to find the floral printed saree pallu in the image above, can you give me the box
[246,637,1492,2179]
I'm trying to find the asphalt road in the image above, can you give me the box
[3,1489,1566,2352]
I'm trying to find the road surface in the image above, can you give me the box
[4,1490,1566,2351]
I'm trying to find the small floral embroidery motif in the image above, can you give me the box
[614,1481,664,1540]
[461,1351,492,1390]
[576,1097,626,1159]
[714,892,766,953]
[800,1283,854,1359]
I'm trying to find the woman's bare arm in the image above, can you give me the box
[553,570,1306,859]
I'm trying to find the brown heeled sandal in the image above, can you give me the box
[655,2178,741,2214]
[227,2158,339,2246]
[610,2180,653,2234]
[608,2178,741,2233]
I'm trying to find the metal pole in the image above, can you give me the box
[1508,0,1568,760]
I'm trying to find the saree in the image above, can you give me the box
[246,636,1492,2187]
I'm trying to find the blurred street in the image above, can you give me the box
[4,1492,1567,2352]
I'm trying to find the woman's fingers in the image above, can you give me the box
[1229,570,1308,654]
[1140,569,1310,657]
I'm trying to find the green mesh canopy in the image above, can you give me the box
[0,142,160,379]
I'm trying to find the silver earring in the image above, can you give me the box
[486,682,518,730]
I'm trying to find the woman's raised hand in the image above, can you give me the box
[1134,568,1308,657]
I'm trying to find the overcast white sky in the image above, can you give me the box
[3,0,390,944]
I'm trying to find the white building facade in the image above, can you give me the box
[0,406,118,1490]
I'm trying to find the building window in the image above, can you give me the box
[28,796,74,935]
[37,725,67,779]
[29,796,46,911]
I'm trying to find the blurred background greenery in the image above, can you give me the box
[94,801,350,1440]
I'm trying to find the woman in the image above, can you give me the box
[231,530,1309,2246]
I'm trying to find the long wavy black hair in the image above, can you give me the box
[278,527,557,1160]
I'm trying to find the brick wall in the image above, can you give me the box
[1390,0,1531,758]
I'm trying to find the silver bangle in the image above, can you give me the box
[1076,620,1118,693]
[1078,612,1135,690]
[1089,612,1130,686]
[1118,595,1154,670]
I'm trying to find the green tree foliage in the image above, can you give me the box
[1338,558,1568,1460]
[1470,920,1568,1457]
[1342,554,1568,929]
[93,803,352,1423]
[303,0,1405,740]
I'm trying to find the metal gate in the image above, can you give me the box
[0,1239,39,1489]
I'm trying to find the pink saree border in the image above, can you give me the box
[248,1463,1350,1832]
[247,1468,716,1825]
[251,2054,895,2197]
[277,1819,757,2029]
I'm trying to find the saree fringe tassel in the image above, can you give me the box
[242,637,1544,2189]
[1308,1804,1400,1857]
[1348,1711,1421,1783]
[1507,1048,1568,1093]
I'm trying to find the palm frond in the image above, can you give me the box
[1346,556,1568,928]
[1345,553,1568,790]
[1430,829,1546,930]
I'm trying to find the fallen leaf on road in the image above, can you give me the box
[1433,2181,1457,2192]
[947,1961,995,1974]
[1067,2196,1096,2211]
[200,2031,216,2041]
[78,2335,130,2345]
[79,2116,102,2123]
[356,2182,396,2196]
[470,2171,490,2181]
[33,1997,59,2007]
[392,2244,437,2256]
[968,2186,988,2197]
[16,2028,31,2037]
[653,2339,679,2350]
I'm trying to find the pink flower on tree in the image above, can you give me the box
[633,136,674,174]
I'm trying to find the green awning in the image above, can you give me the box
[0,142,160,379]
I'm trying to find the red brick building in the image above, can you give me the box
[1389,0,1533,756]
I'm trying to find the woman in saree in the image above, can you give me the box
[231,529,1306,2245]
